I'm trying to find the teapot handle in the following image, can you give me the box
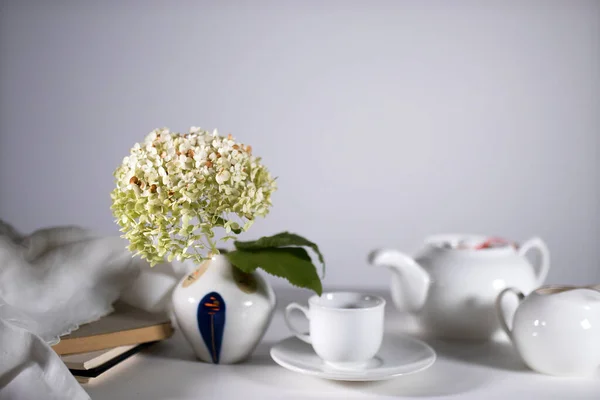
[518,237,550,286]
[495,287,525,341]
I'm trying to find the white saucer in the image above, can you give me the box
[270,334,436,381]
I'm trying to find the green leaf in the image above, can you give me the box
[233,232,326,277]
[215,216,242,234]
[225,248,322,296]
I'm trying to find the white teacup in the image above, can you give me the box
[284,292,385,369]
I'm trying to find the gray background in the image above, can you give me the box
[1,0,598,288]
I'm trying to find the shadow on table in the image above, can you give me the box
[83,346,215,400]
[232,339,489,397]
[332,362,487,397]
[426,337,530,373]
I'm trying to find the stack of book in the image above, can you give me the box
[52,302,174,383]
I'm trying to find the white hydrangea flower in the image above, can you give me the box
[111,127,277,266]
[216,169,230,184]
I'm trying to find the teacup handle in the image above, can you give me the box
[284,303,311,344]
[495,288,525,341]
[518,237,550,286]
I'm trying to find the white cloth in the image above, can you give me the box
[0,221,188,400]
[0,315,90,400]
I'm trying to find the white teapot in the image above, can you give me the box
[496,285,600,376]
[369,234,549,340]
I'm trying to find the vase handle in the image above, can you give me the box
[284,303,311,344]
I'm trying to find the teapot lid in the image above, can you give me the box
[425,234,517,252]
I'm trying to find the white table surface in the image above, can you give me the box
[85,288,600,400]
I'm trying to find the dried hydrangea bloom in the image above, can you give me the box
[111,127,277,265]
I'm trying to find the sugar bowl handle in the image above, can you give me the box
[518,237,550,286]
[496,287,525,341]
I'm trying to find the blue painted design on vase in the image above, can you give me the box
[197,292,226,364]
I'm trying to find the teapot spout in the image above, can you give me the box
[368,249,431,313]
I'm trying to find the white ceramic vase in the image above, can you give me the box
[171,254,276,364]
